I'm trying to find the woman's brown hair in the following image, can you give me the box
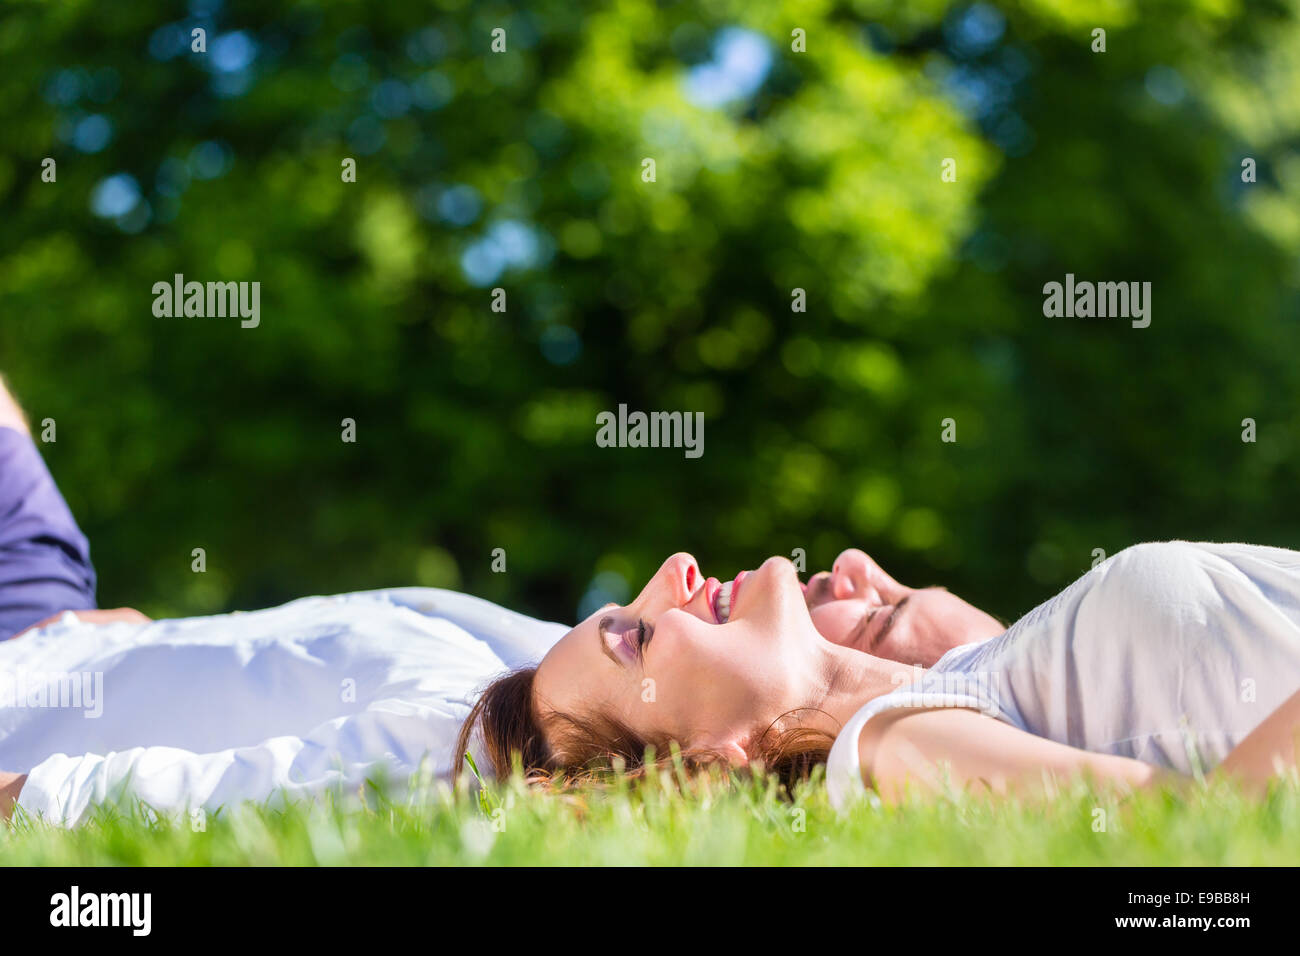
[452,666,836,794]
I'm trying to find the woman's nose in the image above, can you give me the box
[653,552,702,607]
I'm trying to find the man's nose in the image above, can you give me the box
[831,549,880,602]
[831,565,859,600]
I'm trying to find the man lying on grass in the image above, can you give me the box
[0,375,985,825]
[3,374,1300,823]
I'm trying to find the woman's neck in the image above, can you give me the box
[814,642,924,735]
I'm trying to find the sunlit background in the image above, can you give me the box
[3,0,1299,625]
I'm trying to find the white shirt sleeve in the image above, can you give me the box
[825,683,1010,810]
[824,699,881,810]
[16,702,452,827]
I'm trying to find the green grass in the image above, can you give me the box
[3,765,1298,865]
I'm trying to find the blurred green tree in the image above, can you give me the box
[1,0,1297,624]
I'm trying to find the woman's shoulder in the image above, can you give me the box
[825,665,1020,808]
[995,541,1235,654]
[1092,540,1300,587]
[1077,541,1299,634]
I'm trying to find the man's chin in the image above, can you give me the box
[872,634,929,668]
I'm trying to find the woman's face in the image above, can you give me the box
[533,553,831,765]
[804,549,1006,667]
[533,547,1005,762]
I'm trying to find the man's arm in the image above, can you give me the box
[11,705,452,826]
[0,772,27,822]
[10,607,151,640]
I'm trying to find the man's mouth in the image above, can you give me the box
[803,572,832,609]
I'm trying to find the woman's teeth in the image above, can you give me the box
[716,581,734,623]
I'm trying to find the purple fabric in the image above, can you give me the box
[0,427,97,639]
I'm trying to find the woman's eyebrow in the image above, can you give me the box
[596,616,624,668]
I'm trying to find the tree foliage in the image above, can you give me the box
[2,0,1298,623]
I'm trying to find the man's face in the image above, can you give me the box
[803,548,1005,667]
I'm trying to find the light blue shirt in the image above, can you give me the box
[1,588,565,825]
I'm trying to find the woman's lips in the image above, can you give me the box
[730,570,747,616]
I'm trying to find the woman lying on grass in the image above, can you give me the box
[458,546,1300,807]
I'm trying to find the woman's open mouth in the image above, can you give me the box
[711,570,748,623]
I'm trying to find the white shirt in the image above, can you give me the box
[0,588,566,825]
[826,542,1300,808]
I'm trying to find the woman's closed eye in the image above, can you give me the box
[597,615,653,666]
[634,618,652,660]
